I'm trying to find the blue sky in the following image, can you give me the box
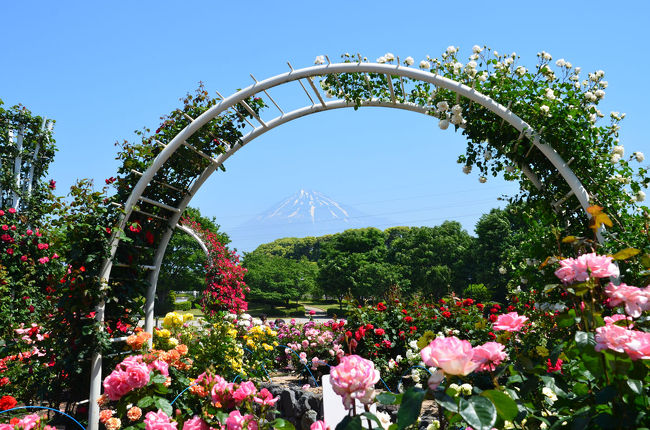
[2,1,649,252]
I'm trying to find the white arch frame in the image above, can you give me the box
[89,61,594,428]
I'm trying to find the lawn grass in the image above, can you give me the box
[299,299,348,312]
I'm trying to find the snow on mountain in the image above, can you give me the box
[231,189,394,252]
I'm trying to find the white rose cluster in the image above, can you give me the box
[634,152,645,162]
[637,191,646,203]
[404,56,414,66]
[419,60,430,69]
[314,55,325,65]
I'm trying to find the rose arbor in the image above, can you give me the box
[89,47,647,428]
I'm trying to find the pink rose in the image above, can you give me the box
[150,359,170,377]
[472,342,508,372]
[103,369,132,401]
[211,375,235,407]
[493,312,529,332]
[595,324,650,360]
[310,421,330,430]
[144,410,177,430]
[604,314,633,326]
[420,336,479,376]
[554,253,619,283]
[183,416,209,430]
[232,381,257,404]
[253,388,279,406]
[16,414,40,430]
[330,354,380,409]
[605,283,650,318]
[126,362,150,389]
[225,411,256,430]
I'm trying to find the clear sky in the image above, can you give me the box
[2,1,649,252]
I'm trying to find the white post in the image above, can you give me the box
[88,298,105,430]
[12,126,24,209]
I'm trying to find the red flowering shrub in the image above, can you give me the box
[180,218,248,317]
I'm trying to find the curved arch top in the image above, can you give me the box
[89,60,596,430]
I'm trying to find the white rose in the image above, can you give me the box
[376,56,386,64]
[467,61,477,69]
[385,52,395,61]
[395,355,403,362]
[542,387,558,402]
[499,266,507,274]
[545,88,556,100]
[611,153,621,164]
[472,45,482,53]
[555,59,566,67]
[453,61,463,72]
[479,176,487,183]
[613,145,625,156]
[375,411,392,430]
[540,105,550,115]
[446,45,457,54]
[637,191,646,202]
[462,165,472,174]
[542,51,552,61]
[595,89,606,99]
[469,53,479,61]
[460,383,473,395]
[436,101,449,112]
[635,152,645,162]
[314,55,325,65]
[600,80,608,88]
[515,66,527,76]
[404,56,414,66]
[450,114,463,125]
[419,60,431,69]
[478,73,488,82]
[438,119,450,130]
[451,104,463,114]
[596,69,605,78]
[426,420,441,430]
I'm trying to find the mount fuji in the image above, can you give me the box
[231,189,394,252]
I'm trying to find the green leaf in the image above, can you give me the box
[151,374,167,385]
[433,390,458,413]
[595,386,617,404]
[335,416,362,430]
[557,309,577,328]
[397,387,426,429]
[480,390,518,421]
[137,396,154,409]
[376,392,398,405]
[154,397,173,416]
[360,413,384,429]
[627,379,643,394]
[458,397,497,430]
[269,419,295,430]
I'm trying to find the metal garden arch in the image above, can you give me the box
[88,59,597,428]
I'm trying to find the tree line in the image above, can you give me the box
[242,205,531,306]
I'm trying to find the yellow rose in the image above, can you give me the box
[168,338,179,347]
[262,343,273,351]
[158,329,171,338]
[183,313,194,322]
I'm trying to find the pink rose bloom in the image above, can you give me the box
[427,369,445,390]
[127,362,151,389]
[330,354,380,409]
[183,416,209,430]
[253,388,279,406]
[232,381,257,404]
[211,375,235,407]
[311,421,330,430]
[225,411,256,430]
[0,425,15,430]
[555,253,619,283]
[493,312,529,332]
[472,342,508,372]
[623,330,650,360]
[103,369,132,400]
[420,336,479,376]
[604,314,634,326]
[16,414,40,430]
[595,324,632,354]
[150,359,170,377]
[144,410,177,430]
[605,282,650,318]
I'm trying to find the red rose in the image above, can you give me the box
[374,328,385,336]
[404,316,413,323]
[489,314,498,322]
[476,303,485,311]
[442,311,451,318]
[0,395,17,411]
[488,332,497,340]
[401,309,408,315]
[377,302,387,311]
[382,339,392,348]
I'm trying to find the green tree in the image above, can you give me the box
[388,222,474,298]
[243,252,318,305]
